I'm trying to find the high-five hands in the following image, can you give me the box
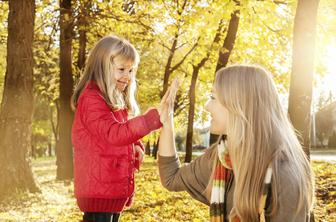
[158,78,179,126]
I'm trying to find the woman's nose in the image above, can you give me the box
[205,100,211,112]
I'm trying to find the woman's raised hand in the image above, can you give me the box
[158,78,179,126]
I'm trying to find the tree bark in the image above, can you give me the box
[162,32,179,97]
[56,0,74,180]
[77,0,88,71]
[288,0,319,158]
[184,20,225,163]
[0,0,38,197]
[185,63,204,162]
[77,27,86,71]
[161,0,196,98]
[215,0,240,72]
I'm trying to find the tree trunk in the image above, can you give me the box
[161,1,192,98]
[77,28,86,71]
[145,141,151,156]
[184,19,225,162]
[162,33,179,97]
[56,0,74,180]
[288,0,319,158]
[185,65,202,162]
[152,139,159,160]
[0,0,38,198]
[210,1,240,145]
[77,0,88,72]
[48,142,52,157]
[215,1,240,72]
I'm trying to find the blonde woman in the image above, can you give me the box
[158,65,314,222]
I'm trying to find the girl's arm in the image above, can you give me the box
[79,93,162,146]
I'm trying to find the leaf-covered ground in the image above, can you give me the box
[0,157,335,222]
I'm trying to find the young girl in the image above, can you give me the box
[158,65,315,222]
[71,35,167,222]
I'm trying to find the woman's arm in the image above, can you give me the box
[158,146,216,205]
[158,78,180,157]
[157,79,215,205]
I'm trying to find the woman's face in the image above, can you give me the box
[205,88,229,135]
[112,56,134,91]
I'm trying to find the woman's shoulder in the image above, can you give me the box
[194,144,217,168]
[270,160,311,221]
[204,144,217,159]
[277,162,311,204]
[276,156,298,189]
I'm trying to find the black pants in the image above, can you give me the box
[83,212,120,222]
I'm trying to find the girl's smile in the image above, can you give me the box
[116,79,129,90]
[113,56,134,91]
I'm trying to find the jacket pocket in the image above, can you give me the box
[99,155,128,183]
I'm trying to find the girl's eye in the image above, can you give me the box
[119,68,125,71]
[129,69,133,73]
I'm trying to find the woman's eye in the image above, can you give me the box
[119,68,125,71]
[129,69,133,73]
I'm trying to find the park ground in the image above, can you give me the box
[0,156,335,222]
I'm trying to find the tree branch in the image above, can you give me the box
[257,0,288,5]
[170,36,200,72]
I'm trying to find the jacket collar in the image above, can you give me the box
[86,80,100,90]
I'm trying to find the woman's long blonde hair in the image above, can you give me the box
[71,35,140,115]
[208,65,314,221]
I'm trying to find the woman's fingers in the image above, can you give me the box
[159,78,179,121]
[161,87,171,106]
[169,78,179,110]
[162,78,179,104]
[171,79,179,99]
[159,88,171,116]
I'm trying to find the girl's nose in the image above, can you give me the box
[124,71,133,79]
[119,72,131,81]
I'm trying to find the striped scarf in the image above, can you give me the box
[210,139,273,222]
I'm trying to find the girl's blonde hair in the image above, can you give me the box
[207,65,314,221]
[71,35,140,115]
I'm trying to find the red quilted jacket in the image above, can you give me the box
[71,81,162,212]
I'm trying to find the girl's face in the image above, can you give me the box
[205,88,229,135]
[112,56,135,91]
